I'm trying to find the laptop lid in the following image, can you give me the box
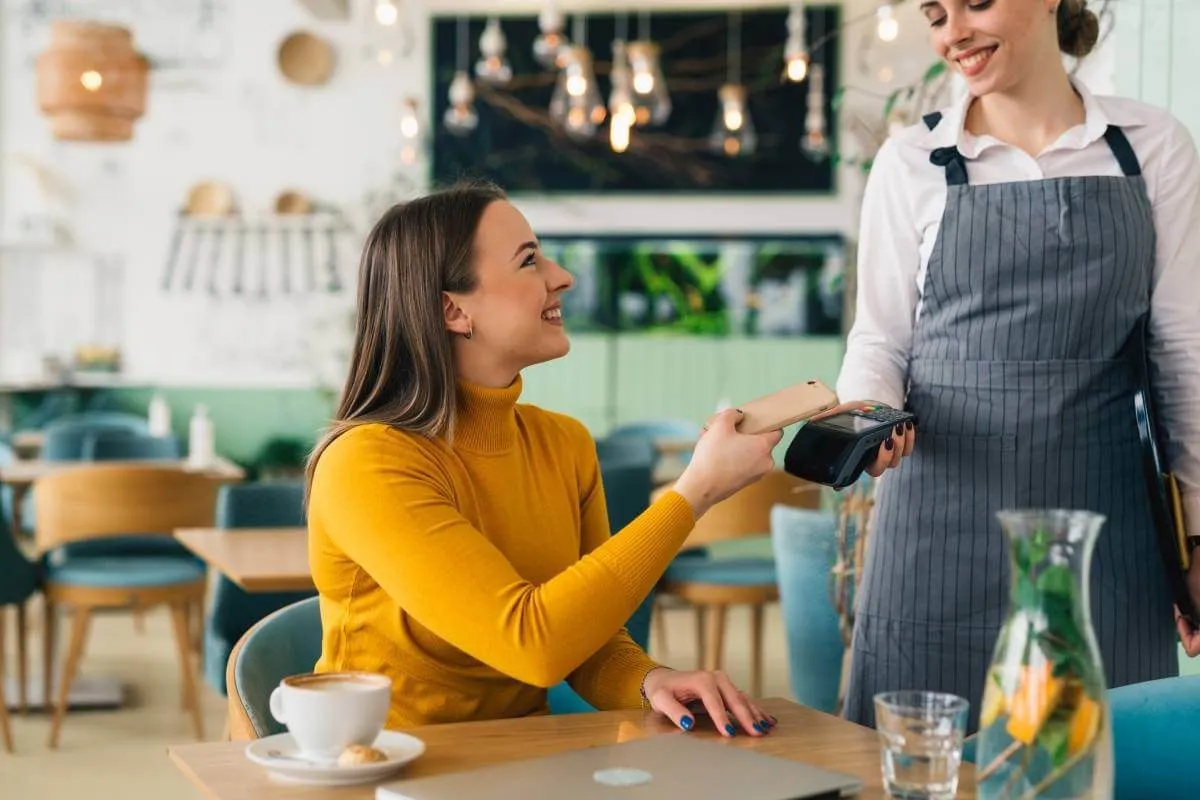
[376,734,863,800]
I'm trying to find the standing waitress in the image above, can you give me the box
[837,0,1200,731]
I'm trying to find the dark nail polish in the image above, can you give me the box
[761,718,772,729]
[895,423,904,435]
[905,421,914,430]
[680,716,694,731]
[753,722,764,733]
[884,439,894,451]
[725,724,736,736]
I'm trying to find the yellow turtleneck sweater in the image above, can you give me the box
[307,376,696,729]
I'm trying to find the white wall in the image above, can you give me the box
[1112,0,1199,138]
[0,0,1124,389]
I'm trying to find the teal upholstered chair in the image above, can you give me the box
[204,481,314,696]
[0,505,40,751]
[80,431,181,461]
[770,504,844,713]
[548,458,655,715]
[1107,674,1199,799]
[227,596,322,739]
[40,413,149,461]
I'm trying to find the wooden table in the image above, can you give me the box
[168,698,976,799]
[174,526,313,592]
[0,455,245,488]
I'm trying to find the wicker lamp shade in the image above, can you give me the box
[36,21,149,142]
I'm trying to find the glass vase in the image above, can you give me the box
[976,510,1114,800]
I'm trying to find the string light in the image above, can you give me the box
[374,0,398,26]
[783,1,809,83]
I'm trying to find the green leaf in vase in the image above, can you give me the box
[922,60,948,83]
[1015,571,1041,613]
[1037,714,1071,768]
[1028,528,1050,566]
[1037,564,1074,597]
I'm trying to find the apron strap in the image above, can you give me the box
[922,112,969,187]
[1103,125,1143,177]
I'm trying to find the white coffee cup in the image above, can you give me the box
[268,671,391,762]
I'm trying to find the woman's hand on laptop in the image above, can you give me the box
[641,667,775,737]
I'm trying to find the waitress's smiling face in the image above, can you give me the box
[921,0,1061,97]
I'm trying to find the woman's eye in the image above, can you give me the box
[969,0,994,9]
[522,251,538,267]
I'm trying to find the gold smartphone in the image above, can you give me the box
[735,380,839,435]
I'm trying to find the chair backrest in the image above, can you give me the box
[596,436,656,469]
[770,504,844,714]
[216,481,305,529]
[0,493,39,606]
[606,420,702,441]
[598,459,653,534]
[41,414,149,461]
[227,596,323,739]
[655,469,821,550]
[1109,674,1200,799]
[33,464,219,551]
[81,431,182,461]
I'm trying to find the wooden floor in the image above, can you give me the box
[0,600,796,799]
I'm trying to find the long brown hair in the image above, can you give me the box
[304,180,507,502]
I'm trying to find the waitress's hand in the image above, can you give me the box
[641,667,776,738]
[1176,558,1200,656]
[814,400,915,477]
[674,408,782,518]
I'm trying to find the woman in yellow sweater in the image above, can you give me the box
[305,181,791,739]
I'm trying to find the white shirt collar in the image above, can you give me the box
[918,77,1151,159]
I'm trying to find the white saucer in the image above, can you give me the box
[245,730,426,786]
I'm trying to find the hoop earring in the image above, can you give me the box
[463,322,473,340]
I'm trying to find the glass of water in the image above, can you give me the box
[874,691,968,800]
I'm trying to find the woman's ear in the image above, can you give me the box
[443,292,472,337]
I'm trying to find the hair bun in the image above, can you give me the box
[1058,0,1101,58]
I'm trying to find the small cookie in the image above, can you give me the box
[337,744,388,766]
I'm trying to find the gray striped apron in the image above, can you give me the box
[843,114,1178,733]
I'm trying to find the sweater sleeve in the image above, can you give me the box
[310,427,695,689]
[565,440,664,709]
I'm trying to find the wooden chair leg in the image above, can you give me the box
[48,606,92,749]
[133,609,145,634]
[0,607,12,753]
[192,598,204,654]
[694,605,706,670]
[42,600,57,714]
[702,604,726,673]
[16,603,27,715]
[651,599,668,657]
[170,602,205,741]
[749,603,764,699]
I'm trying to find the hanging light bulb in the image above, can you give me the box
[475,17,512,85]
[801,62,830,159]
[783,2,809,83]
[626,40,670,127]
[444,71,478,136]
[876,3,899,42]
[609,39,635,153]
[549,45,604,139]
[709,84,756,157]
[399,96,421,164]
[710,11,754,158]
[533,1,568,69]
[374,0,399,26]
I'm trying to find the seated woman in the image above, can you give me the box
[306,181,803,737]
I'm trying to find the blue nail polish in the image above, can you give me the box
[680,716,694,731]
[725,724,736,736]
[753,722,764,733]
[761,719,772,729]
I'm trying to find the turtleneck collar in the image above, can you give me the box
[453,374,523,455]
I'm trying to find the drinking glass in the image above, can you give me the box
[874,690,969,800]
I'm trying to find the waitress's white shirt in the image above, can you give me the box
[836,79,1200,535]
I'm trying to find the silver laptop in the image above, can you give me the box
[376,734,863,800]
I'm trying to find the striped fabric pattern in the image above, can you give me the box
[843,123,1178,733]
